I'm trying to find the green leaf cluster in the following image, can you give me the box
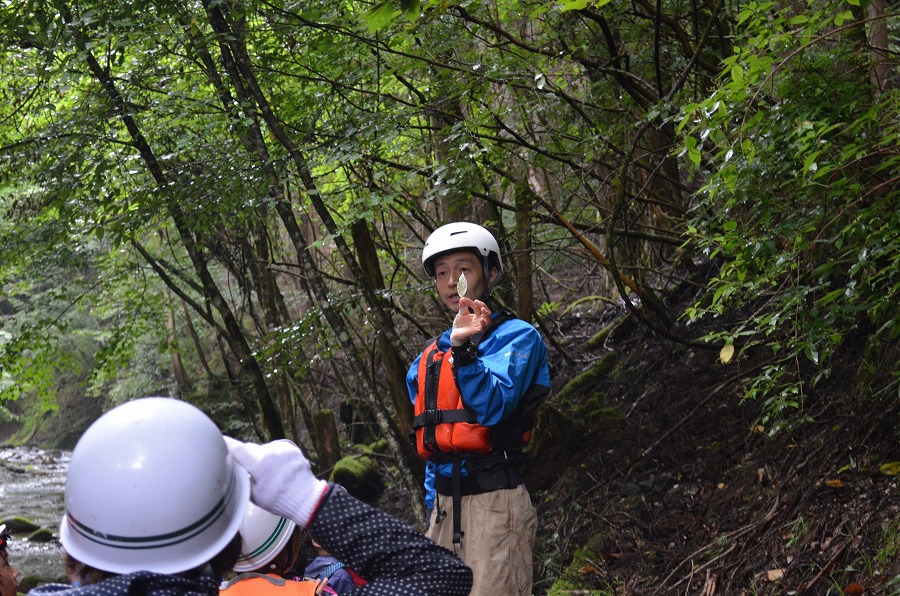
[678,0,900,429]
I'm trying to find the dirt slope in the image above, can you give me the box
[527,297,900,595]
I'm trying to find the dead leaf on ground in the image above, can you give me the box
[766,568,785,582]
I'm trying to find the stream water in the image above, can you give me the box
[0,446,68,584]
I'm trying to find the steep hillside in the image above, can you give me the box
[525,293,900,594]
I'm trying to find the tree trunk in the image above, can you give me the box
[516,175,537,323]
[201,1,425,518]
[312,409,343,474]
[867,0,895,94]
[163,286,192,395]
[351,220,415,435]
[69,12,285,439]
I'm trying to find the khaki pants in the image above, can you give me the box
[426,484,537,596]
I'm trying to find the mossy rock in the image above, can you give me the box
[0,516,40,533]
[584,324,614,351]
[546,533,619,595]
[554,351,619,404]
[27,527,55,542]
[580,393,625,428]
[356,439,388,455]
[329,454,384,504]
[527,386,625,492]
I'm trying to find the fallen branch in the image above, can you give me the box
[796,543,848,593]
[654,497,781,594]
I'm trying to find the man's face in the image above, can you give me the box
[432,250,490,311]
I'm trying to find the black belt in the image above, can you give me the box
[434,458,525,497]
[435,472,490,497]
[433,455,525,545]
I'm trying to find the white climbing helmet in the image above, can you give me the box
[233,502,297,572]
[59,397,250,575]
[421,222,503,278]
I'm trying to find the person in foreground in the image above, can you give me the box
[28,396,472,596]
[1,524,20,596]
[407,222,551,596]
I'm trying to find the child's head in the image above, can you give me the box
[59,397,250,578]
[234,502,310,576]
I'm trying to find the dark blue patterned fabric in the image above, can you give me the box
[29,572,217,595]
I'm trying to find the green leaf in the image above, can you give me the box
[559,0,590,11]
[817,288,844,307]
[399,0,420,23]
[364,1,396,32]
[689,147,701,166]
[805,343,819,365]
[834,10,854,25]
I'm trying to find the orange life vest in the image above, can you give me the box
[220,573,320,596]
[413,340,492,461]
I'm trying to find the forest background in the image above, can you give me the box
[1,0,898,593]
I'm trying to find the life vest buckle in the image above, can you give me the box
[423,409,443,426]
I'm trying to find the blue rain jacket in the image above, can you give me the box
[406,313,550,509]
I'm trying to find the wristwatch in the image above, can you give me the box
[451,340,478,366]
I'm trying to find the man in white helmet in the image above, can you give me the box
[407,222,551,596]
[29,397,471,596]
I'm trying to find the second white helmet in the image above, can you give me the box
[233,502,297,572]
[59,397,250,575]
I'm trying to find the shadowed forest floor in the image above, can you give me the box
[381,290,900,595]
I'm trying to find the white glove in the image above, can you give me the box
[224,437,329,527]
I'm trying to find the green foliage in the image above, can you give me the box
[0,0,894,541]
[878,517,900,570]
[537,301,562,318]
[678,1,900,431]
[85,320,174,404]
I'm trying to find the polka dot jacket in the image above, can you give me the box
[28,572,218,595]
[308,485,472,595]
[28,485,471,596]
